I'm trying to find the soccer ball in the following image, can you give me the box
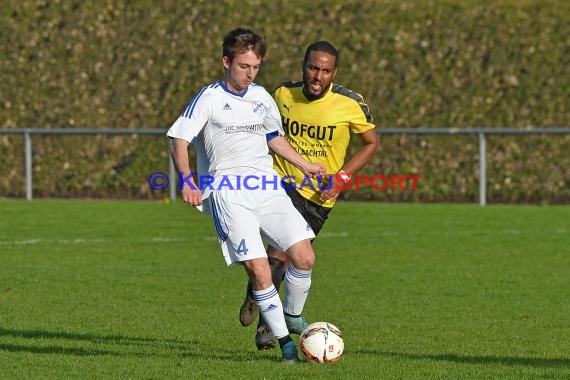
[299,321,344,363]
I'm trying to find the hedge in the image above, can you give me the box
[1,0,568,202]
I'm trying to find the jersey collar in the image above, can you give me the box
[217,79,249,97]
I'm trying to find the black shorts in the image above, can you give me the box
[285,188,332,237]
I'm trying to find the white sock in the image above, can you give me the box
[283,265,312,316]
[252,285,288,339]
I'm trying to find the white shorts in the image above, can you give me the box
[207,188,315,265]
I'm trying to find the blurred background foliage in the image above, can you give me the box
[1,0,568,202]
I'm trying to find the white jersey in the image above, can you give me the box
[167,80,285,203]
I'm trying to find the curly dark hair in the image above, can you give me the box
[303,41,339,67]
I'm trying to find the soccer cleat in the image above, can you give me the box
[280,341,299,364]
[255,325,276,350]
[239,281,258,327]
[284,314,309,335]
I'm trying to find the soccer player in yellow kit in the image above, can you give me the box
[239,40,379,350]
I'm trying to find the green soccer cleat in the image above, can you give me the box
[280,341,299,364]
[284,314,309,335]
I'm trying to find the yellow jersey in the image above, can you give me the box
[273,81,375,207]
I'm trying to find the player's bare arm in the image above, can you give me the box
[320,129,379,202]
[268,135,326,178]
[169,138,202,207]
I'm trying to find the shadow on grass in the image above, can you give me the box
[0,343,114,356]
[0,328,279,362]
[358,349,570,368]
[0,327,197,358]
[0,328,187,345]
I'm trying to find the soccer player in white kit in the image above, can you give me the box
[167,27,325,364]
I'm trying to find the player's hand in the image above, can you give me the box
[181,187,203,209]
[301,162,326,178]
[320,174,342,202]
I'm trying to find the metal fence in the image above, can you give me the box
[1,127,569,205]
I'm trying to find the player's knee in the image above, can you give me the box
[293,250,315,271]
[286,240,315,270]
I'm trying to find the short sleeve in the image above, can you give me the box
[263,92,284,136]
[166,87,211,143]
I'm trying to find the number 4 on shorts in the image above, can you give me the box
[237,239,249,255]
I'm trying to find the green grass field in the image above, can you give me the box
[0,200,569,379]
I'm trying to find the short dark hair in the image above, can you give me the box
[222,27,268,62]
[303,41,339,67]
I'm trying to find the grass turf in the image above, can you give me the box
[0,200,568,379]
